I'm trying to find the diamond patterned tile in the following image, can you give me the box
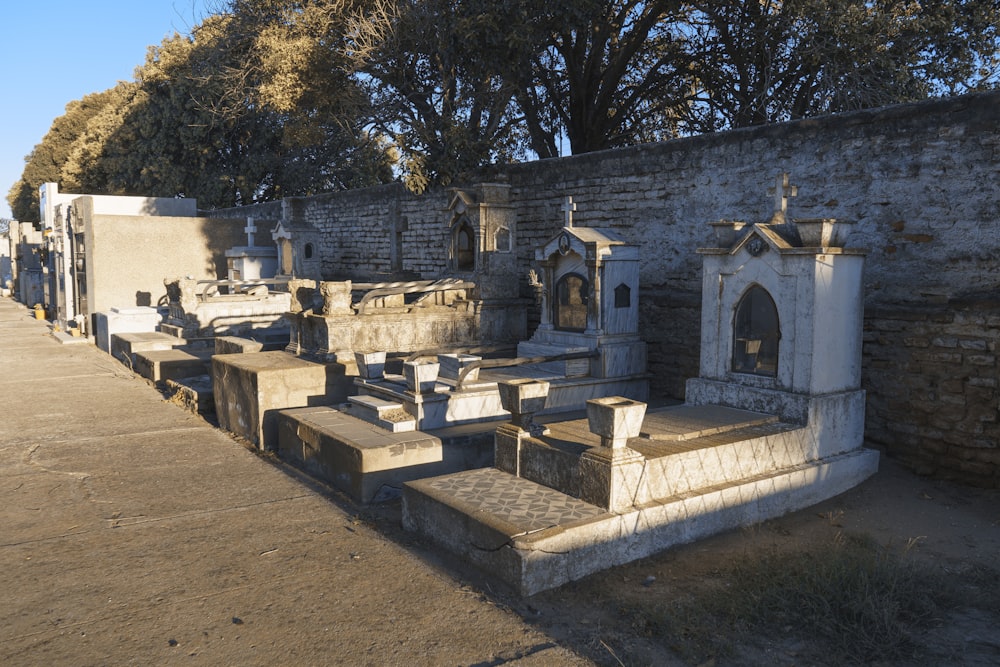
[421,468,607,532]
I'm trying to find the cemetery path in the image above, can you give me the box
[0,299,593,667]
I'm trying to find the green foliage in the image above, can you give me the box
[8,0,999,204]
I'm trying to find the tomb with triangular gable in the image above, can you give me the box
[401,174,879,595]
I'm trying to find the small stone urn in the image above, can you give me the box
[497,378,550,435]
[579,396,648,512]
[403,360,440,394]
[355,351,387,380]
[586,396,647,450]
[439,353,482,383]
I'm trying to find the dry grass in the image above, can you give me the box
[621,532,999,665]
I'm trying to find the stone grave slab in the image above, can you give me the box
[276,405,498,503]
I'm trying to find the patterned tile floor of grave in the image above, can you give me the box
[420,467,608,533]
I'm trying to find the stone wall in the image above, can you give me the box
[206,91,1000,487]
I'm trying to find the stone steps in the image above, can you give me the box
[347,394,417,433]
[134,348,213,383]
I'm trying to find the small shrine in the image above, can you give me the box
[225,217,278,282]
[271,198,323,283]
[518,196,646,383]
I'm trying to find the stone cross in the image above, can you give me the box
[562,196,577,228]
[768,173,797,224]
[244,217,257,247]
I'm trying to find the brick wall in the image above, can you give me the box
[206,91,1000,486]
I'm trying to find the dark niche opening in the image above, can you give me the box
[732,284,780,376]
[455,219,475,271]
[555,273,589,332]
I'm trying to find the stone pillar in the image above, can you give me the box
[578,397,647,513]
[584,257,603,336]
[494,379,550,476]
[537,260,555,332]
[287,278,317,313]
[320,281,353,316]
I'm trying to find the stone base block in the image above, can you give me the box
[94,306,163,353]
[111,332,184,368]
[212,351,353,449]
[165,375,215,414]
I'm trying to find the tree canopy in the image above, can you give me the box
[8,0,999,214]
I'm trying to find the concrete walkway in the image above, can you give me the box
[0,298,589,666]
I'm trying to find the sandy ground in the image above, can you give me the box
[2,297,997,666]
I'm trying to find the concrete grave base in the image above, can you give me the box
[403,447,878,596]
[212,351,354,449]
[165,375,215,414]
[276,406,497,503]
[402,403,878,596]
[110,332,185,369]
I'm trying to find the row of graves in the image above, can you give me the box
[98,175,877,595]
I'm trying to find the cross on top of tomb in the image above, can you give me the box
[562,196,577,228]
[768,173,797,224]
[244,217,257,246]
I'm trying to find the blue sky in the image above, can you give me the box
[0,1,211,219]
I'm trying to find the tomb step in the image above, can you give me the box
[403,447,879,596]
[347,394,417,433]
[133,349,213,383]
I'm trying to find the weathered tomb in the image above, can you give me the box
[272,198,654,502]
[225,217,279,282]
[285,183,528,361]
[517,197,648,404]
[160,276,292,340]
[401,174,880,595]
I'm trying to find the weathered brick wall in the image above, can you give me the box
[863,301,999,486]
[205,91,1000,486]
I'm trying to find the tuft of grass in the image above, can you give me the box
[627,533,983,665]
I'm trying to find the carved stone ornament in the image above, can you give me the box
[747,235,768,257]
[558,232,572,255]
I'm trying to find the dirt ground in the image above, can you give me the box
[364,453,1000,666]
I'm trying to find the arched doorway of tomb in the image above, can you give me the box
[732,284,780,376]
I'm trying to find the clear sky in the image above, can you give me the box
[0,0,212,220]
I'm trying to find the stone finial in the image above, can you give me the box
[319,281,353,315]
[561,196,577,228]
[497,379,550,435]
[586,396,647,450]
[768,173,797,224]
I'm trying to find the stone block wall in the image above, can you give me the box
[206,91,1000,486]
[863,301,999,486]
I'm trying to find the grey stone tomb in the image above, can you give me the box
[401,174,879,596]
